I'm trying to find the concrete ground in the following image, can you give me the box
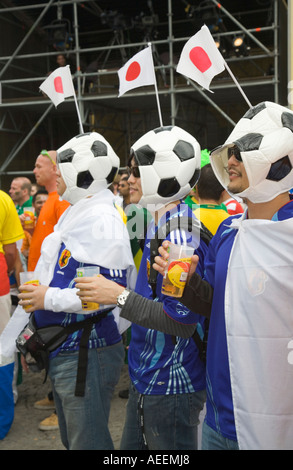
[0,363,129,450]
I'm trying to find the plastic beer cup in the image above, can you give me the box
[161,243,194,298]
[76,266,100,311]
[19,271,40,311]
[23,207,35,229]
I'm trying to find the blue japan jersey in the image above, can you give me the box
[204,198,293,441]
[128,202,208,395]
[34,242,127,358]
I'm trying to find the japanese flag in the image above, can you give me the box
[176,25,225,92]
[39,65,75,107]
[118,45,156,97]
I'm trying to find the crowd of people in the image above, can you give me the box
[0,100,293,451]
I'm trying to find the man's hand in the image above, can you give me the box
[18,283,49,313]
[152,240,199,282]
[75,275,125,305]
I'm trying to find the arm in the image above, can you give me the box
[18,284,83,314]
[74,275,196,338]
[120,291,196,338]
[181,272,213,318]
[3,242,17,273]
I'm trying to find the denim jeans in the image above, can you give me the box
[48,341,124,450]
[120,383,206,450]
[201,421,239,450]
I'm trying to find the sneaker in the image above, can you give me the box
[38,412,59,431]
[34,396,55,410]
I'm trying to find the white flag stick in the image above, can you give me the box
[224,61,253,109]
[73,91,84,134]
[154,76,163,128]
[148,43,163,128]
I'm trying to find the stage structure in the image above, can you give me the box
[0,0,287,188]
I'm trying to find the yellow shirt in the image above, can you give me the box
[193,204,230,236]
[0,190,24,254]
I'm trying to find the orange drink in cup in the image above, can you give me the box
[161,243,194,298]
[23,207,35,229]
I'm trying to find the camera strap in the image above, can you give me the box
[29,311,110,397]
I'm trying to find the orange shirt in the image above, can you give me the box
[27,191,69,271]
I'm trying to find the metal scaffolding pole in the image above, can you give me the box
[210,0,272,55]
[0,0,55,79]
[168,0,176,126]
[0,103,54,176]
[0,0,280,175]
[73,1,84,128]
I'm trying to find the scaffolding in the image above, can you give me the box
[0,0,284,185]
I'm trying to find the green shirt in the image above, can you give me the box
[16,196,33,215]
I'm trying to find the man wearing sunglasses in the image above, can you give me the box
[28,150,70,272]
[75,125,209,450]
[154,101,293,450]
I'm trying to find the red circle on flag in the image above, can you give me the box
[189,47,212,73]
[126,61,141,81]
[54,76,64,94]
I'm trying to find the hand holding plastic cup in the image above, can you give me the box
[161,243,194,298]
[76,266,100,311]
[19,271,40,311]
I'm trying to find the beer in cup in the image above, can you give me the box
[23,207,35,229]
[19,271,40,311]
[161,243,194,298]
[76,266,100,311]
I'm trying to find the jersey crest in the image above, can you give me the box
[58,248,71,268]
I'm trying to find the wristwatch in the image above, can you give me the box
[116,288,131,308]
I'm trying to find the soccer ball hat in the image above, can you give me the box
[130,125,201,208]
[210,101,293,203]
[57,132,119,205]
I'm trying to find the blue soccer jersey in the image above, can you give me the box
[128,202,208,395]
[34,242,127,358]
[204,198,293,441]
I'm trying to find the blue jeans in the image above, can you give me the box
[120,384,206,450]
[201,421,239,450]
[48,341,124,450]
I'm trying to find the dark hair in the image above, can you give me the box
[197,164,225,201]
[32,189,48,204]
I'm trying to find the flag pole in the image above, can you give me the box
[148,43,163,127]
[73,92,84,134]
[224,61,253,109]
[154,79,163,128]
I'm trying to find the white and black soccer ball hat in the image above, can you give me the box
[210,101,293,203]
[57,132,119,205]
[130,125,201,207]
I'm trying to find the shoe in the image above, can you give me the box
[38,412,59,431]
[34,396,55,410]
[118,389,129,399]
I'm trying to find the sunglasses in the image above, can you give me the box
[227,145,242,162]
[127,165,140,178]
[41,149,56,166]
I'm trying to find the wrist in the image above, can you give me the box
[116,288,131,308]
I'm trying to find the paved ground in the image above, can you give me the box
[0,364,129,450]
